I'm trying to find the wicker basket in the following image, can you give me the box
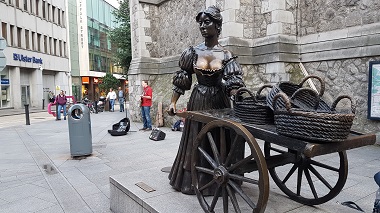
[233,86,274,125]
[266,75,331,112]
[273,91,356,143]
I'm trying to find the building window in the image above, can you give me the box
[17,27,22,48]
[29,0,33,13]
[59,40,62,56]
[36,0,39,16]
[31,31,35,50]
[24,0,27,10]
[42,0,45,19]
[10,25,14,46]
[47,3,50,21]
[62,11,65,27]
[1,22,7,42]
[63,41,66,57]
[25,29,29,49]
[57,8,61,25]
[37,33,41,51]
[49,37,52,54]
[15,0,19,8]
[53,38,57,55]
[44,35,47,53]
[52,6,55,23]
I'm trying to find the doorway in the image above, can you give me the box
[21,85,30,107]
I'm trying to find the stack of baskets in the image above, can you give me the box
[233,85,274,125]
[266,75,331,112]
[232,75,356,143]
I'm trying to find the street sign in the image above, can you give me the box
[0,37,6,72]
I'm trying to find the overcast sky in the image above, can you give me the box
[105,0,120,8]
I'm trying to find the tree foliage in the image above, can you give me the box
[99,72,120,94]
[109,0,132,75]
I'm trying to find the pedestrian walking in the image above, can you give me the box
[106,88,117,112]
[55,90,67,120]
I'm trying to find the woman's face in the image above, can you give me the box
[198,13,218,38]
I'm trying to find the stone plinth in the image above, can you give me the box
[109,168,204,213]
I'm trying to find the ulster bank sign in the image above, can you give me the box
[13,53,43,64]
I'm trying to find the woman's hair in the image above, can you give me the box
[196,6,222,35]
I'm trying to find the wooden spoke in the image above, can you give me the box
[304,168,318,199]
[226,185,241,213]
[199,179,217,191]
[297,167,303,196]
[229,180,257,209]
[198,147,218,169]
[229,173,259,185]
[308,164,332,190]
[282,164,297,184]
[209,186,222,211]
[228,155,253,172]
[195,166,214,175]
[220,127,226,163]
[225,134,240,166]
[310,160,339,172]
[207,132,220,165]
[222,187,228,213]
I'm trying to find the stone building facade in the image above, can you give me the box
[128,0,380,139]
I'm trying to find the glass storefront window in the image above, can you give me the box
[1,70,11,108]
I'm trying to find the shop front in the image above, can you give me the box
[0,69,11,108]
[81,76,101,101]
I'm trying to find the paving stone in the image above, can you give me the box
[0,196,55,213]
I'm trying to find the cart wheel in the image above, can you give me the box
[191,120,269,213]
[264,142,348,205]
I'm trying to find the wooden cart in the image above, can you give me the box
[176,109,376,213]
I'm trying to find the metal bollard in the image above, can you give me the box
[42,99,45,110]
[56,103,59,120]
[94,101,98,114]
[24,104,30,125]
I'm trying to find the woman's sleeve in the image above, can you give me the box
[172,47,194,95]
[223,55,245,95]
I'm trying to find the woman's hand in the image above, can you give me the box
[168,102,177,116]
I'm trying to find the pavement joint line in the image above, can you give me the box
[14,127,93,213]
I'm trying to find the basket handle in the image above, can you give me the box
[298,75,325,97]
[256,84,273,96]
[290,88,320,110]
[273,92,292,112]
[234,87,257,103]
[331,95,356,114]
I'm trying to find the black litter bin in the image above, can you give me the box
[68,104,92,156]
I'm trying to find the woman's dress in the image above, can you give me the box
[168,45,245,194]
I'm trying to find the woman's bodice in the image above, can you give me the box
[193,48,225,87]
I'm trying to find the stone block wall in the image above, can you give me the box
[299,0,380,36]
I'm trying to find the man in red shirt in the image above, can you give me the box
[140,80,153,131]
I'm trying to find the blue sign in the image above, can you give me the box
[13,53,43,64]
[1,79,9,84]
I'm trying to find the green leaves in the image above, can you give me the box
[99,72,120,93]
[109,0,132,75]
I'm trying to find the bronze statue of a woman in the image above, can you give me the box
[168,6,245,195]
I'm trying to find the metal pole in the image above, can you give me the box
[95,100,98,114]
[56,103,59,120]
[24,104,30,125]
[42,99,45,110]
